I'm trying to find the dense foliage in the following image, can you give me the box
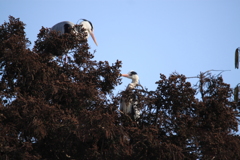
[0,16,240,160]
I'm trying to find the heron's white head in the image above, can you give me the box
[80,19,98,46]
[121,71,139,83]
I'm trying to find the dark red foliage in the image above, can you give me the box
[0,16,239,160]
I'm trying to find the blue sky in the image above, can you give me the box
[1,0,240,97]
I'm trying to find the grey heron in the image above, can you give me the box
[120,71,140,121]
[235,47,239,69]
[234,84,240,105]
[51,19,98,46]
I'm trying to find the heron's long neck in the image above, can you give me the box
[132,78,139,85]
[128,78,139,89]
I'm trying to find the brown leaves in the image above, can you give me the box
[0,16,123,159]
[1,16,240,160]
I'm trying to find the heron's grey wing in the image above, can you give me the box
[120,96,132,114]
[51,21,75,35]
[126,102,132,114]
[234,85,239,103]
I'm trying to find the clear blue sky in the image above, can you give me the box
[1,0,240,97]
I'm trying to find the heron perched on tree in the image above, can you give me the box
[234,84,240,105]
[235,47,239,69]
[51,19,98,46]
[120,71,141,121]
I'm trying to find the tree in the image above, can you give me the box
[0,16,239,160]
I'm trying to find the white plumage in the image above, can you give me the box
[120,71,140,120]
[51,19,98,46]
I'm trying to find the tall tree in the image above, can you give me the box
[0,16,239,160]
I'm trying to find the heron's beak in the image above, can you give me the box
[89,31,98,46]
[121,74,129,77]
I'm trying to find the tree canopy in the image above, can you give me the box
[0,16,240,160]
